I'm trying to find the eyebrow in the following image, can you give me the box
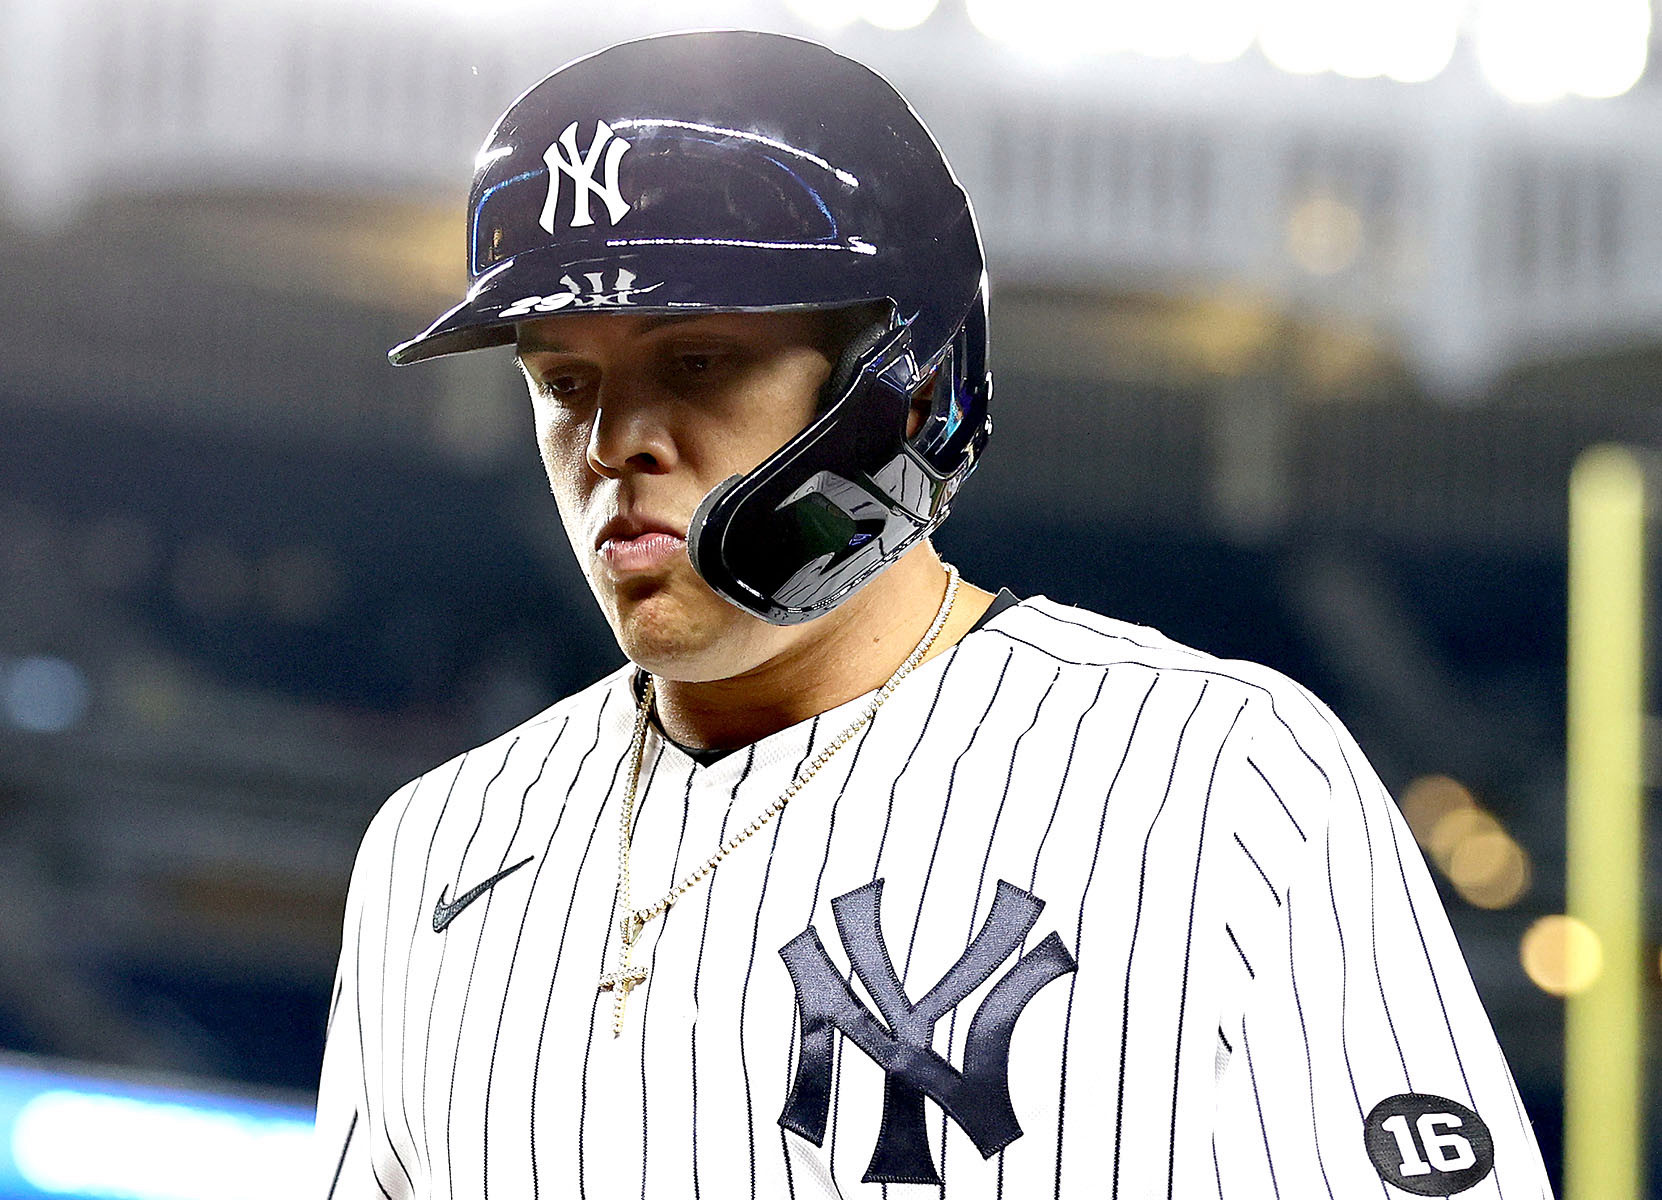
[515,313,706,355]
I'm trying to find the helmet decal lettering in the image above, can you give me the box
[498,269,663,318]
[538,119,633,233]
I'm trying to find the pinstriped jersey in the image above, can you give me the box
[315,596,1552,1199]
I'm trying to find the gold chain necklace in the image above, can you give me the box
[598,564,961,1037]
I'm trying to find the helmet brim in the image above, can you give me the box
[388,236,900,366]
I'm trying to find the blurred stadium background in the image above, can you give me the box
[0,0,1659,1194]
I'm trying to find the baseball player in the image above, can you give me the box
[316,30,1553,1199]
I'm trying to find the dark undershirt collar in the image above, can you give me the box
[646,588,1021,768]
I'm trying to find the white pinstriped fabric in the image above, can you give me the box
[316,597,1553,1199]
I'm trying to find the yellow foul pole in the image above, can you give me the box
[1565,445,1647,1200]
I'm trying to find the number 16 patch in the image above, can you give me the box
[1363,1093,1497,1195]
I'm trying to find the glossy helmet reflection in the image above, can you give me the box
[390,30,992,625]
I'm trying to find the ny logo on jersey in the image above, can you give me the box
[778,878,1076,1185]
[538,119,633,233]
[496,270,664,319]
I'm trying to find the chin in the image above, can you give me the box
[604,576,765,682]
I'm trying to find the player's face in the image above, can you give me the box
[516,310,834,680]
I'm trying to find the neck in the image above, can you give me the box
[650,547,993,752]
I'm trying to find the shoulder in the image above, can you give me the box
[978,596,1309,707]
[976,596,1361,789]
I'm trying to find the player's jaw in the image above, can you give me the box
[584,509,716,668]
[564,486,759,678]
[578,486,853,687]
[598,556,784,683]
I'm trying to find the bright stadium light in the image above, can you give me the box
[10,1088,312,1200]
[969,0,1254,62]
[1380,0,1460,83]
[1327,3,1397,78]
[965,0,1019,42]
[1475,0,1580,101]
[1563,0,1650,97]
[1285,189,1364,275]
[1181,0,1257,64]
[1106,0,1252,61]
[1261,0,1458,81]
[1259,0,1334,74]
[1521,914,1604,996]
[784,0,863,31]
[1340,0,1458,81]
[1,656,90,734]
[785,0,938,31]
[1475,0,1651,101]
[966,0,1118,58]
[968,0,1471,78]
[862,0,938,31]
[967,0,1041,47]
[1115,0,1189,59]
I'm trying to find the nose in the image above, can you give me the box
[584,386,676,478]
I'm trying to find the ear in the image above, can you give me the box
[906,372,938,440]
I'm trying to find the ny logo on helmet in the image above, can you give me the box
[498,270,664,319]
[539,119,632,232]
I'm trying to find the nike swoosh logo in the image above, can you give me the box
[432,856,535,932]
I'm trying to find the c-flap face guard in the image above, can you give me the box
[688,324,954,626]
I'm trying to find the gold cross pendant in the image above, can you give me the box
[598,964,648,1038]
[599,908,650,1038]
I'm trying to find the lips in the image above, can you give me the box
[595,515,688,573]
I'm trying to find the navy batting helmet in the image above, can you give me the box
[391,30,992,625]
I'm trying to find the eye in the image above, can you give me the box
[663,345,737,387]
[527,367,590,401]
[540,373,583,395]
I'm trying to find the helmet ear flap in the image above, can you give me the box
[688,320,924,625]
